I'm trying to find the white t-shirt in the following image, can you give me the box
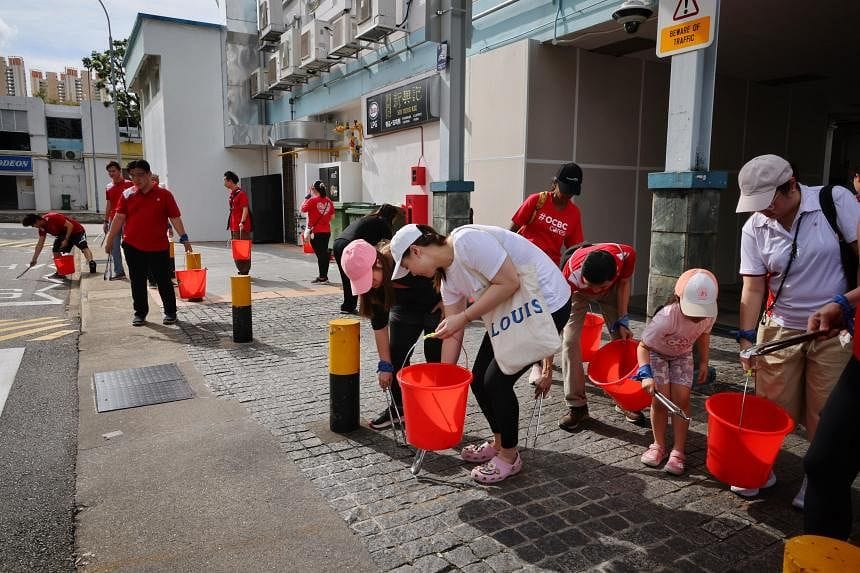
[642,303,715,357]
[739,184,860,329]
[442,225,570,314]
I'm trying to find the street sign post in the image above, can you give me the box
[656,0,716,58]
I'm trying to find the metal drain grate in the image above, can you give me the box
[93,363,194,413]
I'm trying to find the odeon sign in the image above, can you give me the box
[0,156,33,172]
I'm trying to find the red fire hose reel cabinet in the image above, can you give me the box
[404,194,428,225]
[411,165,426,186]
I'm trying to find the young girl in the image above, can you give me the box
[390,223,572,484]
[300,180,334,283]
[635,268,718,475]
[340,239,442,429]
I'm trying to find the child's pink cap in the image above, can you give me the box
[675,269,718,318]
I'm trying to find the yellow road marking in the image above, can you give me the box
[0,318,66,333]
[0,241,35,248]
[29,329,77,341]
[0,323,73,342]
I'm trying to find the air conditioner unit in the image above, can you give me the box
[330,11,362,58]
[266,54,289,91]
[356,0,396,42]
[278,27,310,85]
[49,149,63,160]
[258,0,285,42]
[300,19,334,73]
[65,150,82,160]
[249,67,272,100]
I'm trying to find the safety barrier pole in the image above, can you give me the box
[329,318,360,433]
[231,275,252,343]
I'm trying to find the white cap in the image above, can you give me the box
[390,224,423,280]
[736,154,793,213]
[674,269,719,318]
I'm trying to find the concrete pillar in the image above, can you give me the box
[431,187,472,234]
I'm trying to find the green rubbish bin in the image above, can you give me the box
[344,203,376,227]
[61,194,71,210]
[330,202,346,241]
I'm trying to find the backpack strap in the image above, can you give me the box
[525,191,549,226]
[819,185,843,240]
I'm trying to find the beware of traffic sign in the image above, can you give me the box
[656,0,716,58]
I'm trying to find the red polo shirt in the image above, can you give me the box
[300,196,334,233]
[116,185,181,252]
[39,212,85,237]
[512,192,583,265]
[228,188,252,232]
[563,243,636,295]
[106,179,134,220]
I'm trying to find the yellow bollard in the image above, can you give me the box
[329,318,360,433]
[231,275,252,343]
[185,252,201,270]
[783,535,860,572]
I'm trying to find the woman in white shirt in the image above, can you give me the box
[390,224,571,484]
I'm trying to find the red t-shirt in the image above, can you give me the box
[512,192,583,265]
[563,243,636,294]
[228,189,252,232]
[105,179,134,220]
[301,196,334,234]
[116,185,181,252]
[39,212,85,237]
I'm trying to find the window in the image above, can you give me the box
[0,109,27,132]
[46,117,83,139]
[0,131,31,151]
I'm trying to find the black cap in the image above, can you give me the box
[556,163,583,196]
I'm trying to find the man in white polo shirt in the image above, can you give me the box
[735,154,860,507]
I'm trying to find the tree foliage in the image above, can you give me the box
[82,38,140,127]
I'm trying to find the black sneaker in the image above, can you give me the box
[89,260,97,273]
[558,406,589,432]
[109,273,126,281]
[132,315,146,327]
[368,408,404,430]
[162,314,177,325]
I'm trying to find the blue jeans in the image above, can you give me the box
[110,222,125,275]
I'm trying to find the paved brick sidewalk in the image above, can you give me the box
[177,295,835,572]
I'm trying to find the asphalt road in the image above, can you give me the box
[0,225,79,572]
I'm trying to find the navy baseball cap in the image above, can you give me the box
[556,163,583,196]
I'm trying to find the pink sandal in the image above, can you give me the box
[664,449,685,475]
[461,441,498,463]
[471,453,523,484]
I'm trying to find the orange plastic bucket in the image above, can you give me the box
[581,312,605,362]
[705,392,794,488]
[175,268,207,300]
[398,363,473,451]
[231,239,251,261]
[53,253,75,275]
[587,339,651,411]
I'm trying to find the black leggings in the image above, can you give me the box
[804,356,860,540]
[332,238,356,311]
[386,307,443,407]
[471,297,572,449]
[311,232,330,279]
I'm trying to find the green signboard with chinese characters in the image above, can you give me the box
[365,76,439,135]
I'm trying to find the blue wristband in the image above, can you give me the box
[632,364,653,381]
[179,233,189,243]
[610,315,630,333]
[832,294,855,336]
[733,328,757,344]
[377,360,395,373]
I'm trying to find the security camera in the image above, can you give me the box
[612,0,653,34]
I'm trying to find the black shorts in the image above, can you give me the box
[52,231,88,253]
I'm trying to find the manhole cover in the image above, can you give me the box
[93,363,193,413]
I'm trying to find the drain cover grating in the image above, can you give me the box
[93,363,194,413]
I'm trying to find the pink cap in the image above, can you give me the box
[341,239,378,295]
[674,269,719,318]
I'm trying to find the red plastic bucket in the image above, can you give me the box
[231,239,251,261]
[705,392,794,488]
[587,339,651,411]
[303,239,314,254]
[581,312,605,362]
[175,268,207,300]
[398,363,473,451]
[53,253,75,275]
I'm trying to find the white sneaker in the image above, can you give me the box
[528,363,542,386]
[730,470,776,497]
[792,476,807,509]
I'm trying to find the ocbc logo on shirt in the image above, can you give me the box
[537,213,568,235]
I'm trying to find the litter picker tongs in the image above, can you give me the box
[739,330,820,360]
[653,390,690,422]
[525,394,544,448]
